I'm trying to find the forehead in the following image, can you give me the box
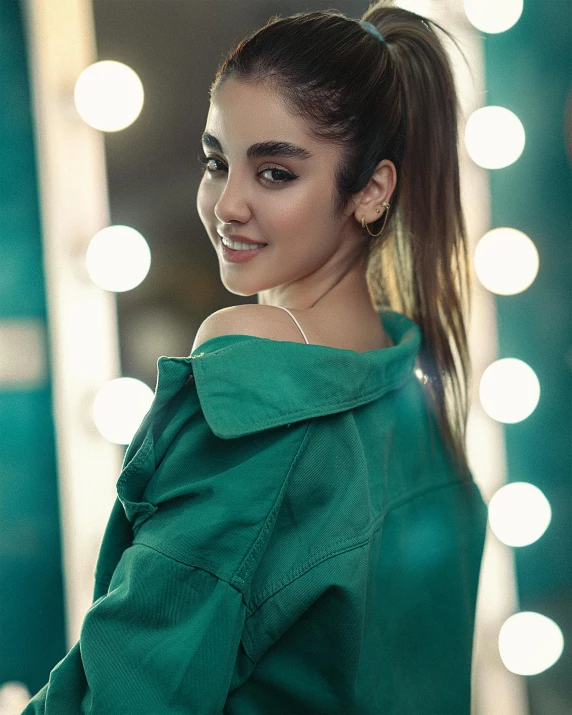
[205,78,332,157]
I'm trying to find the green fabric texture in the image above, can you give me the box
[23,310,487,714]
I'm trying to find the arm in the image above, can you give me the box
[22,544,246,715]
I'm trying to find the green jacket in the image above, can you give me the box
[24,310,487,715]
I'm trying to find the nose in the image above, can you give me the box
[214,170,251,226]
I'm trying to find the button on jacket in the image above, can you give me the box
[23,310,488,715]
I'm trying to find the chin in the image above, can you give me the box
[218,274,260,298]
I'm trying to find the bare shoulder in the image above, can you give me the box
[191,304,306,353]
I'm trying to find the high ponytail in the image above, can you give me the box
[212,1,473,481]
[362,2,473,481]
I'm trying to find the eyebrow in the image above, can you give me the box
[201,132,312,160]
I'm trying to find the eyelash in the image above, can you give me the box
[197,153,298,186]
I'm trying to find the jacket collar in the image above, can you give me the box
[155,309,422,439]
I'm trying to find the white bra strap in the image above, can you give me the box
[275,306,310,344]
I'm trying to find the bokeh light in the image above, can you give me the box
[395,0,433,16]
[74,60,144,132]
[474,228,539,295]
[499,612,564,675]
[479,358,540,423]
[0,681,32,714]
[465,106,525,169]
[464,0,523,33]
[488,482,552,546]
[93,377,154,445]
[86,225,151,292]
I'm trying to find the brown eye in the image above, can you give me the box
[259,168,298,185]
[197,154,225,173]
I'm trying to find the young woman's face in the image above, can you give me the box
[196,78,366,304]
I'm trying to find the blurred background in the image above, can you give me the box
[0,0,570,713]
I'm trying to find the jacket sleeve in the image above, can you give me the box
[22,352,309,715]
[22,542,246,715]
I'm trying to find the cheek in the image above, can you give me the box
[263,186,316,233]
[196,178,217,225]
[276,186,332,242]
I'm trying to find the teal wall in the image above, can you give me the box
[0,0,66,693]
[484,0,571,710]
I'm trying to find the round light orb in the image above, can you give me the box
[395,0,433,15]
[465,106,525,169]
[474,227,539,295]
[0,682,32,712]
[499,612,564,675]
[464,0,523,33]
[93,377,155,445]
[479,358,540,423]
[86,225,151,292]
[74,60,144,132]
[488,482,552,546]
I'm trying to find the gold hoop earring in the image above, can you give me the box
[361,201,390,238]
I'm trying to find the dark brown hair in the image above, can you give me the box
[211,1,474,482]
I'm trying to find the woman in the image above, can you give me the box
[24,3,487,713]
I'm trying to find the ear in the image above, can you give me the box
[345,159,397,225]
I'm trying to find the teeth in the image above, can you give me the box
[221,236,265,251]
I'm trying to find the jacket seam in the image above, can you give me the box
[246,476,476,614]
[102,542,258,662]
[98,479,471,604]
[125,541,247,595]
[231,419,314,591]
[117,429,154,487]
[97,424,314,598]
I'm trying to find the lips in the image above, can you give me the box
[220,241,268,263]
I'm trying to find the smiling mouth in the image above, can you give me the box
[218,237,268,264]
[219,237,268,250]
